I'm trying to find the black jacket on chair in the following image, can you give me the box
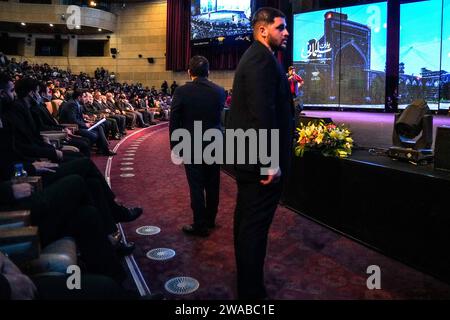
[228,40,294,181]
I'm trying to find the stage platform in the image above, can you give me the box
[302,110,450,149]
[223,110,450,283]
[283,147,450,283]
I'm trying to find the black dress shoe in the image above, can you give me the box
[114,241,135,256]
[117,207,143,222]
[182,224,209,237]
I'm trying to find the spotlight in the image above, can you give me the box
[21,22,26,26]
[98,28,102,32]
[388,99,434,163]
[49,24,54,27]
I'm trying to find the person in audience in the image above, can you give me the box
[59,90,116,156]
[0,175,127,282]
[170,55,226,237]
[32,83,91,157]
[107,92,136,129]
[1,77,70,163]
[0,52,9,67]
[0,252,165,300]
[170,81,178,95]
[161,80,169,95]
[94,91,126,137]
[132,94,156,125]
[117,94,149,128]
[83,91,120,140]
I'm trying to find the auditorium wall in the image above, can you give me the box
[5,0,235,90]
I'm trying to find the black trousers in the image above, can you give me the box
[18,175,125,281]
[103,118,119,137]
[41,158,122,234]
[234,177,283,300]
[184,163,220,229]
[124,112,136,128]
[108,115,126,134]
[78,126,109,153]
[63,135,91,157]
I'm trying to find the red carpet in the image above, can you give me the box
[93,121,450,300]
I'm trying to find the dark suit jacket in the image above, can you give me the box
[93,100,107,113]
[228,40,294,180]
[169,77,226,162]
[0,109,39,181]
[59,99,88,129]
[82,102,99,116]
[29,102,63,132]
[2,99,58,162]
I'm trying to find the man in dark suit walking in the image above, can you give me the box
[228,7,294,299]
[170,56,226,237]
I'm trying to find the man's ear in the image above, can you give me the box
[259,24,268,38]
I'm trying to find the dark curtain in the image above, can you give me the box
[166,0,191,71]
[191,43,250,70]
[166,0,293,71]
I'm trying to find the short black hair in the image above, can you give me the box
[15,77,39,98]
[71,89,84,100]
[251,7,286,29]
[0,72,12,90]
[189,55,209,78]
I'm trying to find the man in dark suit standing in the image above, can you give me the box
[170,56,226,237]
[228,7,294,299]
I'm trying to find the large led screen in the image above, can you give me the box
[399,0,450,110]
[293,2,387,109]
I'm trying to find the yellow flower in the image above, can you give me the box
[315,132,324,144]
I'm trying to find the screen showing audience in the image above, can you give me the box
[191,0,252,40]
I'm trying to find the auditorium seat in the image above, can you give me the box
[27,238,77,276]
[0,210,77,276]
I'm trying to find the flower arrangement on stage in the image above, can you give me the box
[295,121,354,158]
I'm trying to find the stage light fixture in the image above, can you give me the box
[389,99,434,163]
